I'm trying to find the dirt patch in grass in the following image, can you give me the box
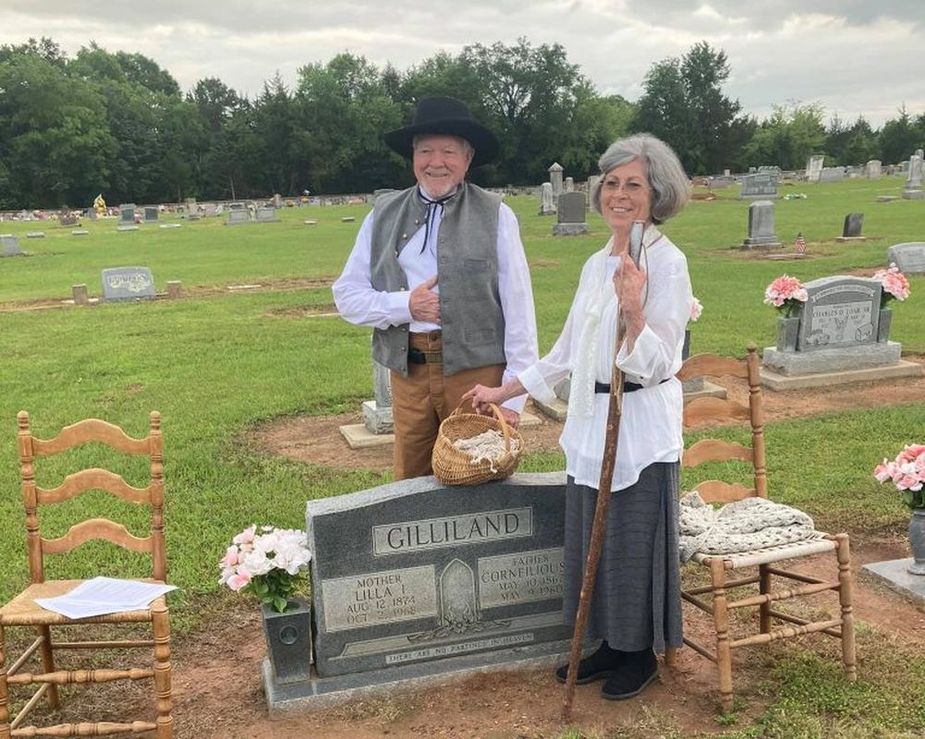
[248,355,925,474]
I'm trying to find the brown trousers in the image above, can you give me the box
[390,331,504,480]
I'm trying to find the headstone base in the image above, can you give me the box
[552,223,589,236]
[537,207,556,216]
[764,253,809,261]
[835,236,866,243]
[339,424,394,449]
[682,379,727,402]
[26,232,45,239]
[902,190,924,200]
[762,341,902,375]
[863,559,925,603]
[760,359,923,391]
[263,641,571,717]
[116,225,139,232]
[876,196,898,202]
[362,400,393,434]
[533,397,567,421]
[742,238,781,249]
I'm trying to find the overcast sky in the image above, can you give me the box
[1,1,922,128]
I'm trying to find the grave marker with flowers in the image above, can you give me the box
[760,271,923,389]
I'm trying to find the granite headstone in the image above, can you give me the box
[548,162,564,198]
[742,200,781,248]
[537,182,556,215]
[101,266,156,302]
[887,243,925,275]
[739,173,779,199]
[306,473,570,681]
[1,235,23,257]
[552,192,588,236]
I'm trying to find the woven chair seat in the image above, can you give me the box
[688,533,837,569]
[0,580,167,626]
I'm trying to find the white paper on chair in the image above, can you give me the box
[35,577,177,619]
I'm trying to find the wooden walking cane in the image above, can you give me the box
[561,221,646,720]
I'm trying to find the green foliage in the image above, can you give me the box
[631,41,753,175]
[742,102,827,170]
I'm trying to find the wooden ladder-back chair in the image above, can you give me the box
[0,411,172,738]
[669,345,856,712]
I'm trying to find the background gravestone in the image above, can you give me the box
[227,209,252,225]
[888,243,925,275]
[866,160,882,179]
[537,182,556,215]
[276,472,571,712]
[903,153,924,199]
[58,213,79,227]
[119,204,136,224]
[548,162,564,198]
[739,173,779,199]
[1,235,24,257]
[805,155,824,181]
[144,207,159,223]
[819,167,846,183]
[255,206,279,222]
[100,266,156,302]
[742,201,781,248]
[362,362,393,434]
[563,176,574,193]
[552,192,588,236]
[837,213,865,242]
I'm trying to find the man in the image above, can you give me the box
[333,96,538,480]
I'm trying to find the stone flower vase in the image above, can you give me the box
[877,307,892,343]
[908,509,925,575]
[776,316,801,352]
[262,598,313,684]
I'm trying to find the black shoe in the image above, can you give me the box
[600,649,658,700]
[555,643,624,685]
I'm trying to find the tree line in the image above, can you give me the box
[1,37,923,209]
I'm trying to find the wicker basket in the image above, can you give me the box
[431,404,524,486]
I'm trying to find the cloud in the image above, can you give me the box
[0,0,922,126]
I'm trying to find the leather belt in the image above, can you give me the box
[594,378,670,394]
[409,348,443,365]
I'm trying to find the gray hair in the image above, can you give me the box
[590,133,690,224]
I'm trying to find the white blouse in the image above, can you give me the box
[519,227,693,492]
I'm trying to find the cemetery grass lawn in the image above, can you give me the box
[1,182,924,735]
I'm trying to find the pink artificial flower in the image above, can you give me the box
[763,275,808,314]
[690,297,703,322]
[873,461,894,483]
[220,545,239,568]
[233,525,256,546]
[873,264,910,302]
[226,570,252,592]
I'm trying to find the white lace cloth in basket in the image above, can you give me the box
[679,491,818,563]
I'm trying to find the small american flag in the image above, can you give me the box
[795,232,806,254]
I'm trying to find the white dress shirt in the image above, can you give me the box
[518,229,693,491]
[332,190,538,414]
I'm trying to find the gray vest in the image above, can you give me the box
[370,182,506,376]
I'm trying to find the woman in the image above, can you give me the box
[463,133,692,701]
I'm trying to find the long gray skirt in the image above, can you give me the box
[563,462,682,653]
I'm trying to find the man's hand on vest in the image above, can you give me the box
[410,275,440,323]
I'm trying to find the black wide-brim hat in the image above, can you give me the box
[383,96,499,168]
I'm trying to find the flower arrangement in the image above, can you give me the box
[763,275,808,318]
[874,444,925,509]
[219,525,312,613]
[872,263,911,308]
[689,296,703,322]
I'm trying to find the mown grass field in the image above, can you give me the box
[1,176,924,733]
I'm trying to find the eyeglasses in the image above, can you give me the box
[601,178,649,195]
